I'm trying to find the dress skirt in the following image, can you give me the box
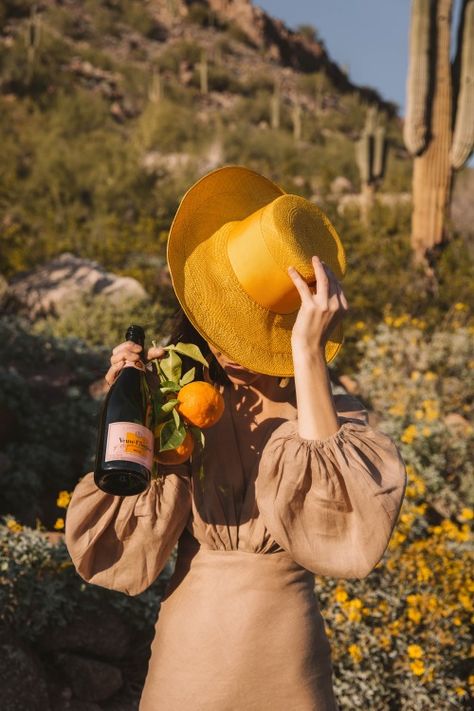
[139,537,339,711]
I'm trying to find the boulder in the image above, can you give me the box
[0,632,50,711]
[55,653,123,702]
[5,253,148,320]
[330,175,354,195]
[39,607,131,661]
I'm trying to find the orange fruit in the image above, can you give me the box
[153,422,195,465]
[175,381,225,429]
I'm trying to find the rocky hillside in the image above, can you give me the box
[1,0,413,287]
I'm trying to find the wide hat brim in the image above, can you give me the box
[167,165,346,377]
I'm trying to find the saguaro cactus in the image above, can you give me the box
[148,68,162,104]
[271,78,280,130]
[404,0,474,262]
[355,106,388,222]
[291,98,302,141]
[199,49,208,94]
[25,4,42,84]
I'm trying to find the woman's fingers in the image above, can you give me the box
[112,340,142,356]
[312,256,329,298]
[105,362,123,386]
[288,256,337,306]
[106,340,143,386]
[146,345,166,361]
[110,349,141,365]
[287,265,316,305]
[106,342,170,387]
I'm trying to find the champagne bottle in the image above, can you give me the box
[94,325,154,496]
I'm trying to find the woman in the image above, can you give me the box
[65,166,407,710]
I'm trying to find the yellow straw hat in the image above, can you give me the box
[167,165,346,377]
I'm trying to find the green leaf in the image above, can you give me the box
[167,342,209,367]
[198,462,205,483]
[160,380,181,389]
[160,350,182,382]
[160,383,181,395]
[161,398,179,412]
[179,367,195,386]
[159,420,187,451]
[189,425,206,450]
[172,408,181,429]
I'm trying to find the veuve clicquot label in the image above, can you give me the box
[104,422,154,468]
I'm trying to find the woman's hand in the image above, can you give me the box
[104,341,167,387]
[287,254,349,357]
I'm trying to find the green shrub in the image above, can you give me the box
[32,293,170,351]
[0,522,171,639]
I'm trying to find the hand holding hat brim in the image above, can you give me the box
[287,256,349,354]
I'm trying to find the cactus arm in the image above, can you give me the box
[356,131,373,185]
[403,0,433,155]
[450,0,474,169]
[373,126,388,180]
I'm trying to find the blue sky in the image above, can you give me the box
[255,0,463,117]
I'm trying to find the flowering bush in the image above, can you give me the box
[317,495,473,709]
[317,310,473,709]
[353,310,474,516]
[1,310,472,709]
[0,518,172,639]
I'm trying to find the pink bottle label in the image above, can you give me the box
[105,422,154,469]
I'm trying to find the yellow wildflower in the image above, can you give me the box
[460,508,473,521]
[54,518,65,531]
[424,371,437,381]
[6,517,23,533]
[348,644,363,663]
[389,403,406,417]
[421,426,432,437]
[410,659,425,676]
[458,592,472,610]
[346,600,362,623]
[335,589,348,603]
[401,424,418,444]
[407,644,423,659]
[407,608,422,623]
[393,314,410,328]
[410,370,421,381]
[355,321,365,330]
[417,563,432,583]
[56,490,72,509]
[454,302,467,311]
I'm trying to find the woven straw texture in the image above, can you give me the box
[167,165,346,376]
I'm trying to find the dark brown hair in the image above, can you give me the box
[162,307,232,387]
[161,306,290,388]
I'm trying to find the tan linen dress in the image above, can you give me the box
[65,375,407,711]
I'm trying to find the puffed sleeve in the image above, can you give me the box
[64,466,192,596]
[255,393,407,580]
